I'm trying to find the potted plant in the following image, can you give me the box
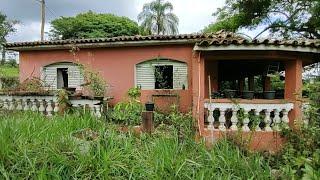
[224,89,237,98]
[242,90,254,99]
[56,89,71,114]
[264,90,276,99]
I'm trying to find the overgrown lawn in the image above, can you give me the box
[0,111,272,179]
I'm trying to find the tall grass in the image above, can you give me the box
[0,111,272,179]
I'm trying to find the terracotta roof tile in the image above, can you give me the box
[4,30,320,49]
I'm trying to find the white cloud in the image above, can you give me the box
[5,0,226,42]
[7,22,51,42]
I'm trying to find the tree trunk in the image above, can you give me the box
[157,22,160,35]
[1,47,5,65]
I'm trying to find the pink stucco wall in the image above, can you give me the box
[19,45,194,112]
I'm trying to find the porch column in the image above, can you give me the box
[248,76,254,91]
[238,78,245,92]
[192,51,206,136]
[285,59,303,126]
[263,76,271,91]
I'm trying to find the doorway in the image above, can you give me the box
[57,68,68,89]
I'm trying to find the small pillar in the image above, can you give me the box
[238,78,245,92]
[142,111,154,133]
[285,59,303,126]
[263,76,271,91]
[248,76,254,91]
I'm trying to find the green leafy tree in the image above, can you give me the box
[138,0,179,35]
[0,12,18,65]
[204,0,320,39]
[50,11,140,39]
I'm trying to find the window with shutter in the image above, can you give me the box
[135,59,188,90]
[41,62,84,90]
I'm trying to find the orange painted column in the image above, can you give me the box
[285,59,303,126]
[192,52,206,136]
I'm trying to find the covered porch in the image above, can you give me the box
[192,40,320,150]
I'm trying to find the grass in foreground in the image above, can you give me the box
[0,111,272,179]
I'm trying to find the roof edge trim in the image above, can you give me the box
[193,44,320,53]
[6,39,197,51]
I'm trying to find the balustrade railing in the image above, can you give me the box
[0,95,103,117]
[204,102,294,132]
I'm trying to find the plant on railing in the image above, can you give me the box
[80,65,107,98]
[56,89,71,114]
[5,77,50,95]
[0,77,19,90]
[111,88,143,125]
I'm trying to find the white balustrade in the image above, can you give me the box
[0,95,104,118]
[205,102,294,132]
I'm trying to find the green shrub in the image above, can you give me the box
[110,87,143,125]
[127,87,141,99]
[111,100,143,125]
[0,77,19,90]
[268,79,320,179]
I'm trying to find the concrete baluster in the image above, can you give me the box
[282,109,290,128]
[230,108,238,130]
[53,101,59,114]
[207,106,215,130]
[218,108,226,131]
[9,99,15,110]
[38,99,45,114]
[46,99,53,116]
[3,99,9,109]
[264,109,272,131]
[95,105,102,118]
[242,109,250,131]
[16,98,23,110]
[31,99,38,112]
[273,109,281,131]
[23,98,30,111]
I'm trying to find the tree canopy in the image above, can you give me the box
[0,12,18,64]
[50,11,140,40]
[203,0,320,39]
[138,0,179,35]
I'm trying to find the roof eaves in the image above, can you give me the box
[6,39,199,51]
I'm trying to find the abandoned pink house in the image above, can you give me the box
[4,32,320,151]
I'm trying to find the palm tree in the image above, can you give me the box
[138,0,179,35]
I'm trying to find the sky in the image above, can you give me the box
[1,0,227,42]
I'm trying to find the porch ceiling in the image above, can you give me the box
[202,50,317,66]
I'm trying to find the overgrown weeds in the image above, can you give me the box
[0,111,272,179]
